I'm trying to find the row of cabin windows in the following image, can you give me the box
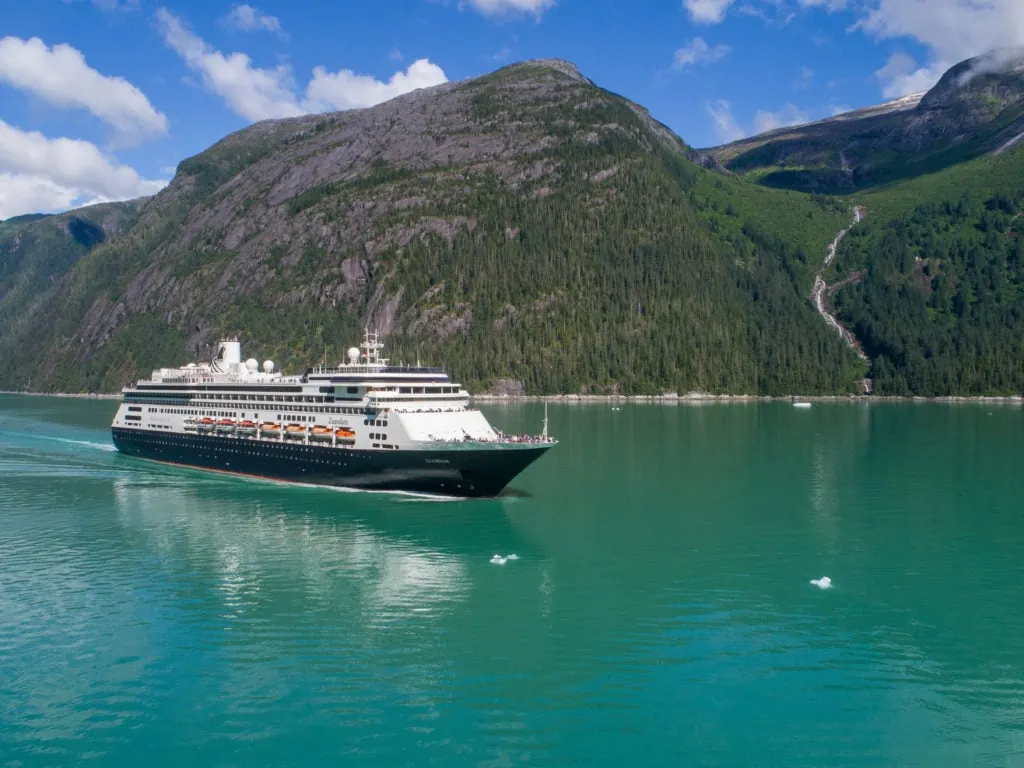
[128,387,455,404]
[129,394,352,405]
[144,406,373,427]
[364,419,388,427]
[143,405,367,415]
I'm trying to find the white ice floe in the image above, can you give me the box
[490,553,519,565]
[810,576,832,589]
[793,402,812,409]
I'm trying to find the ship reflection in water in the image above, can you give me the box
[111,472,537,625]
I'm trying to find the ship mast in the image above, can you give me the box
[360,328,388,366]
[542,402,549,441]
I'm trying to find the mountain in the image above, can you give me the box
[709,50,1024,193]
[0,201,143,349]
[823,145,1024,396]
[0,59,866,396]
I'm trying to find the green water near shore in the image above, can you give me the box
[1,395,1023,766]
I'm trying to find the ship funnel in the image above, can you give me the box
[221,340,242,365]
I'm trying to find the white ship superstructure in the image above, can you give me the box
[111,331,554,497]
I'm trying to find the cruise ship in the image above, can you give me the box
[110,331,555,497]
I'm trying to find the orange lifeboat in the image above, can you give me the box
[260,422,281,437]
[310,426,333,442]
[197,417,215,433]
[215,418,236,434]
[335,427,356,445]
[237,419,257,436]
[284,424,305,440]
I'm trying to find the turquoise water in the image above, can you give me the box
[2,395,1023,766]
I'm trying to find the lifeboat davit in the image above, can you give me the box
[284,424,305,440]
[237,419,258,436]
[309,426,334,442]
[215,419,236,433]
[260,422,281,436]
[196,417,215,433]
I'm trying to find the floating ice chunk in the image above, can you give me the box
[794,402,812,409]
[810,576,832,589]
[506,554,519,561]
[490,555,508,565]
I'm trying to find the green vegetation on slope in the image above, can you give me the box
[830,148,1024,395]
[0,61,866,395]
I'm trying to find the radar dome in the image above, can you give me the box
[245,358,258,372]
[347,347,360,363]
[262,360,275,373]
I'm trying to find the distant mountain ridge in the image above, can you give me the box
[708,49,1024,192]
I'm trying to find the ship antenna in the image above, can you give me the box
[542,402,549,441]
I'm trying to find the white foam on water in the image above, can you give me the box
[810,576,833,590]
[0,431,117,452]
[50,437,117,452]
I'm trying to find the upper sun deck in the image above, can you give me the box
[127,331,461,394]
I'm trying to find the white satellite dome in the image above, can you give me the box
[262,360,275,373]
[245,358,258,372]
[347,347,360,363]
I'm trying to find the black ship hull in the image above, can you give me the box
[111,427,551,498]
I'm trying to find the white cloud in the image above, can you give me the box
[0,174,83,219]
[389,47,404,63]
[857,0,1024,65]
[492,46,513,62]
[158,9,448,121]
[684,0,735,24]
[672,37,731,70]
[753,103,809,134]
[0,120,167,219]
[0,36,168,144]
[874,51,945,98]
[304,59,448,111]
[461,0,555,18]
[223,4,284,36]
[830,103,852,115]
[795,0,845,9]
[854,0,1024,99]
[157,8,304,121]
[797,65,814,89]
[706,100,746,142]
[92,0,139,11]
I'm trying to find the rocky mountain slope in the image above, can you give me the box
[0,59,864,395]
[0,201,142,344]
[709,50,1024,193]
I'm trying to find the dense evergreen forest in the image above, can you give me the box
[834,190,1024,395]
[0,61,868,395]
[1,58,1023,396]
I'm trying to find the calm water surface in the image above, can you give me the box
[1,395,1023,766]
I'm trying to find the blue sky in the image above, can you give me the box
[0,0,1017,219]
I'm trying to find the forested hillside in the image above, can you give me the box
[0,202,143,355]
[0,60,865,396]
[831,149,1024,395]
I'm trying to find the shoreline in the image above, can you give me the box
[471,393,1024,404]
[3,390,1020,405]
